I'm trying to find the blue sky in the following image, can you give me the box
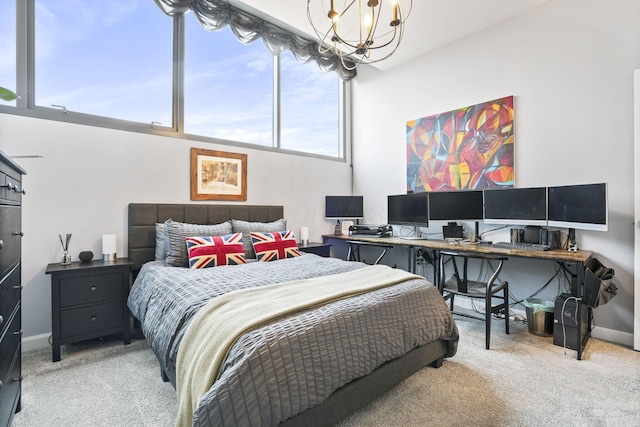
[4,0,339,156]
[0,0,17,94]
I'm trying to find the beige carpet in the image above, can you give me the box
[12,317,640,426]
[341,317,640,427]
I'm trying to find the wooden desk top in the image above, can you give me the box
[323,234,593,263]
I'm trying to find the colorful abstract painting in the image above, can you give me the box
[406,96,514,192]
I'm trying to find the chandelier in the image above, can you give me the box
[306,0,412,70]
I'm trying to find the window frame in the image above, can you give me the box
[1,0,348,162]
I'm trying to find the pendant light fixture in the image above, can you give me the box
[306,0,412,70]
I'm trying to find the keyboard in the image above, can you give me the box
[492,241,551,251]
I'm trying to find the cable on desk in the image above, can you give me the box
[484,257,568,323]
[478,224,511,240]
[416,248,434,266]
[501,261,567,309]
[397,226,422,239]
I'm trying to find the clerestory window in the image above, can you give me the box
[34,0,173,125]
[3,0,349,160]
[0,0,17,105]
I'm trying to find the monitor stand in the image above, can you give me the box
[400,226,425,240]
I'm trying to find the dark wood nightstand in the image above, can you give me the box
[298,242,332,258]
[45,259,133,362]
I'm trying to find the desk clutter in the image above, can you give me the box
[325,182,608,252]
[348,224,393,237]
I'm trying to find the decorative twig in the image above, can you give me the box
[58,233,72,251]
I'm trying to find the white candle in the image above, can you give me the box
[300,227,309,245]
[102,234,117,261]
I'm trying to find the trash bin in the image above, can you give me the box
[523,298,554,337]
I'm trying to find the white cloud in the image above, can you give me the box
[35,0,144,59]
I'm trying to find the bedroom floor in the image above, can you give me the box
[12,318,640,427]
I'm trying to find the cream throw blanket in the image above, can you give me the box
[175,264,422,427]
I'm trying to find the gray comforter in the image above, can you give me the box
[128,254,458,426]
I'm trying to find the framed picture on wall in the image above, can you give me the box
[406,95,514,192]
[190,148,247,201]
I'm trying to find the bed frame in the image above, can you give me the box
[127,203,447,426]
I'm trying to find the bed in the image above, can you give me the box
[127,203,459,427]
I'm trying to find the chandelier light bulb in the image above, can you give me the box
[391,0,400,26]
[363,13,372,29]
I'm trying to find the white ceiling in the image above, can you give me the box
[233,0,552,71]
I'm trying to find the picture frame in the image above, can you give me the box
[190,148,247,201]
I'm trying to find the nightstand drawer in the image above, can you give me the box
[60,301,123,339]
[59,272,124,308]
[0,265,20,329]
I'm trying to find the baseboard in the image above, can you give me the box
[591,326,634,348]
[22,333,51,353]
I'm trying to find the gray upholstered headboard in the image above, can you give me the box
[128,203,284,271]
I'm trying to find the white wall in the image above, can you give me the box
[351,0,640,344]
[0,114,352,341]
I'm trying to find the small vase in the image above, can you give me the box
[61,250,72,265]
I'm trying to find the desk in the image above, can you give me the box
[323,234,593,359]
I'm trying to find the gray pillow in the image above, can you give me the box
[155,223,168,262]
[232,218,287,259]
[164,220,233,267]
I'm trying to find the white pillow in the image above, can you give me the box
[155,223,168,262]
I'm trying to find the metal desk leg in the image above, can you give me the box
[346,243,360,262]
[373,247,389,265]
[409,247,415,273]
[434,250,442,293]
[346,241,392,265]
[576,263,591,360]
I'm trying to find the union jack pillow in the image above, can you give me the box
[250,230,301,262]
[185,233,246,269]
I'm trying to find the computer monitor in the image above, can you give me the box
[484,187,548,226]
[428,190,484,221]
[387,192,429,236]
[547,183,608,231]
[325,196,364,219]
